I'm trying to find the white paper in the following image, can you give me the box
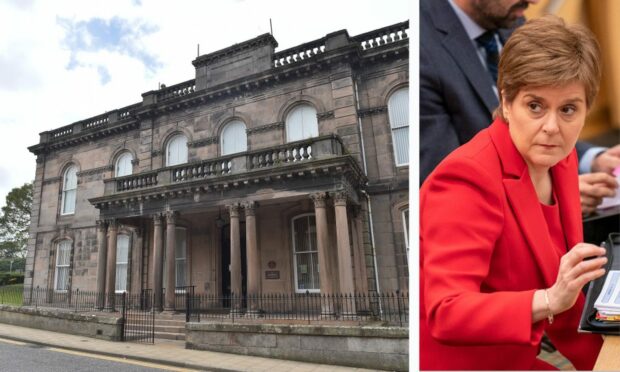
[597,172,620,210]
[594,270,620,315]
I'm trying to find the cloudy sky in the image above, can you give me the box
[0,0,409,208]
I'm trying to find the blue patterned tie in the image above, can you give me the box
[476,31,499,85]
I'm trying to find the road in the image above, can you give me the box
[0,337,201,372]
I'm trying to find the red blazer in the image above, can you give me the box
[420,119,603,370]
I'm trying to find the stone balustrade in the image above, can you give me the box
[103,135,345,196]
[171,158,234,182]
[50,126,73,139]
[273,38,326,68]
[351,21,409,51]
[82,114,109,130]
[115,171,159,192]
[156,79,196,102]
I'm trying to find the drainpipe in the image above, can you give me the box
[353,79,381,296]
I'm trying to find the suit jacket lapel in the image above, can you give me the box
[489,120,559,287]
[551,152,583,248]
[429,0,499,115]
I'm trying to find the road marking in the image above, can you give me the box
[0,337,27,346]
[45,347,202,371]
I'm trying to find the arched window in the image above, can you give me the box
[115,234,130,293]
[221,120,247,155]
[286,104,318,142]
[388,87,409,166]
[54,240,71,292]
[166,134,188,166]
[115,152,133,177]
[291,214,319,293]
[61,165,77,215]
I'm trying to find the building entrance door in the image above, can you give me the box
[220,223,247,297]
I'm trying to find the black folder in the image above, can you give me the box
[579,233,620,335]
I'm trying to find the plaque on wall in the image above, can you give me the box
[265,270,280,280]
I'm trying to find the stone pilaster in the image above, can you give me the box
[333,191,355,314]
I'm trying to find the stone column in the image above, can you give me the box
[152,214,164,312]
[95,220,108,310]
[164,211,178,311]
[311,192,334,314]
[244,201,260,313]
[105,220,118,311]
[333,191,356,315]
[228,203,242,312]
[351,206,369,295]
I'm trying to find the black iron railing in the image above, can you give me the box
[187,291,409,327]
[0,287,408,327]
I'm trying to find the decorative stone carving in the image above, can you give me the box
[244,201,257,216]
[188,136,218,148]
[165,210,178,225]
[227,203,241,218]
[310,192,329,208]
[357,106,387,118]
[332,190,349,206]
[96,220,108,231]
[316,111,335,121]
[246,121,285,135]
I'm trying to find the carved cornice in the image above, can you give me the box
[246,121,284,135]
[357,106,387,118]
[316,111,334,121]
[77,165,113,177]
[188,136,218,148]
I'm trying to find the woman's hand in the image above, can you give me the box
[532,243,607,323]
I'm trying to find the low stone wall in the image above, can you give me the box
[0,305,122,341]
[186,323,408,371]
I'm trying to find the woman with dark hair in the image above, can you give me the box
[420,15,605,370]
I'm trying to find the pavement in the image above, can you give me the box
[0,323,379,372]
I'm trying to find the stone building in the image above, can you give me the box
[25,21,409,311]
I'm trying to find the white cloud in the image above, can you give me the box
[0,0,409,207]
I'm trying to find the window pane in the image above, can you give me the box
[64,166,77,190]
[116,235,129,263]
[293,215,319,291]
[221,120,247,155]
[116,264,127,292]
[167,135,188,166]
[56,267,69,291]
[175,228,187,287]
[388,88,409,166]
[116,153,133,177]
[393,126,409,165]
[63,189,76,214]
[286,105,318,142]
[388,88,409,129]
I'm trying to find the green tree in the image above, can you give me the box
[0,183,33,259]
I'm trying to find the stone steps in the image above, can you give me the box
[154,313,186,341]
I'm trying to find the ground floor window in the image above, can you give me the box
[292,214,319,292]
[116,234,130,292]
[175,228,187,288]
[54,240,71,292]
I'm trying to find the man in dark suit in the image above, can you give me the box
[420,0,619,213]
